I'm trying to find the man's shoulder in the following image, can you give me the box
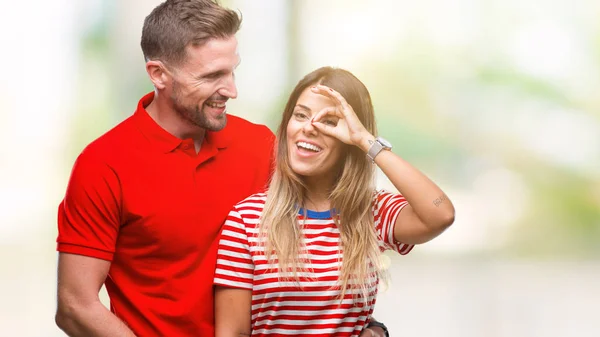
[78,115,137,163]
[226,115,274,141]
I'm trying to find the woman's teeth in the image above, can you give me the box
[297,141,322,152]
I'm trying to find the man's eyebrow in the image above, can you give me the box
[196,57,241,79]
[295,104,311,111]
[196,69,225,79]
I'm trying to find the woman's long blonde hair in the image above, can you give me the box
[259,67,385,303]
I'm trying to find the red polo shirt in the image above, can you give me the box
[56,92,274,336]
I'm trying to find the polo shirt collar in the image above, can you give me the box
[205,124,232,150]
[134,92,232,153]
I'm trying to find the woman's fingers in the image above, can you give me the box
[311,107,341,138]
[312,106,341,124]
[310,85,353,116]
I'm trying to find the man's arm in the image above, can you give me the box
[56,149,129,335]
[55,253,136,337]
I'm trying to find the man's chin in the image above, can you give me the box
[206,115,227,131]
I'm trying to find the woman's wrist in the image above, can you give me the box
[357,133,376,153]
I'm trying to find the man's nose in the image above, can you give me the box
[219,74,237,99]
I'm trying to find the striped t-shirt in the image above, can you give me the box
[214,190,414,336]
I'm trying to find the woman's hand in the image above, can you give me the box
[310,84,374,152]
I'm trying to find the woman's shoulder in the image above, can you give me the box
[233,192,268,210]
[228,193,267,228]
[372,189,403,200]
[371,189,406,210]
[371,189,392,202]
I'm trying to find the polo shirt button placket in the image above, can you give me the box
[180,140,195,156]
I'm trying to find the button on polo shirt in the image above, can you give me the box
[57,92,275,336]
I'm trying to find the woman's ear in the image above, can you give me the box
[145,60,171,90]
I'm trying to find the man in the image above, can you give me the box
[55,0,388,336]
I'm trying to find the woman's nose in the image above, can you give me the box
[302,118,318,135]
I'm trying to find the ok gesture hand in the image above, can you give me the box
[310,85,374,151]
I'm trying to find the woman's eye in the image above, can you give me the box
[293,112,308,120]
[323,119,338,126]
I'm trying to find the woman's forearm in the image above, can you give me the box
[358,136,455,229]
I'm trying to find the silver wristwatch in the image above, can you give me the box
[366,136,392,162]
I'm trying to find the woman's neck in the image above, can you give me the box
[303,179,334,212]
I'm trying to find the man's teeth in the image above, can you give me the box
[205,101,226,108]
[297,141,322,152]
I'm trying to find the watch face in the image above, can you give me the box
[377,137,392,148]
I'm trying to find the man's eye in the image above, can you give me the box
[204,72,223,80]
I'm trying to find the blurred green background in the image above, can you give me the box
[0,0,598,336]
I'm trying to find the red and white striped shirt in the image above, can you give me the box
[214,190,414,336]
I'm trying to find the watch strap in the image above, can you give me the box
[367,139,384,161]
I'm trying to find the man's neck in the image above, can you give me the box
[145,93,206,146]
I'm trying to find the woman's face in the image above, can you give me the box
[286,86,345,184]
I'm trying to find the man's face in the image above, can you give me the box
[169,36,239,131]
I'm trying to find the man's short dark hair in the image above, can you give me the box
[141,0,241,66]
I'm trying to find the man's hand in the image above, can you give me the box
[360,326,386,337]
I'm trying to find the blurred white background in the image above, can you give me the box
[0,0,598,336]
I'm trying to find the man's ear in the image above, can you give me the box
[146,60,171,90]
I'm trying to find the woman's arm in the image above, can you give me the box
[214,286,252,337]
[360,139,455,244]
[311,84,455,245]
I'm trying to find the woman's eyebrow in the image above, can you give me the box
[295,104,311,111]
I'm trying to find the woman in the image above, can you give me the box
[213,67,455,336]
